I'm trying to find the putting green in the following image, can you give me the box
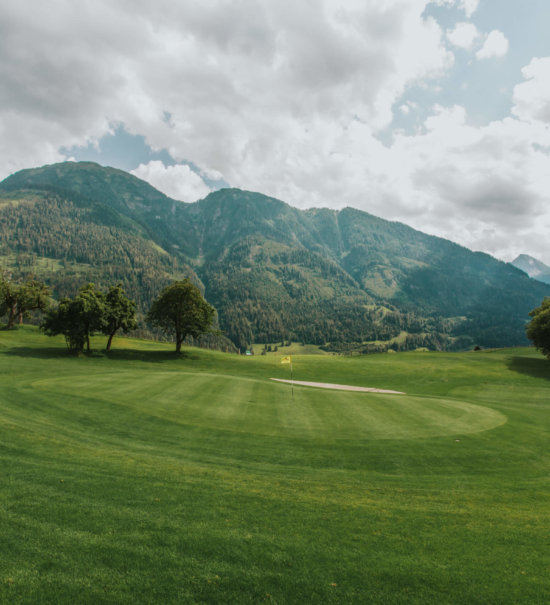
[28,371,507,441]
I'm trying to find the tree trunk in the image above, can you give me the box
[86,333,91,352]
[17,311,23,325]
[6,303,17,329]
[106,331,116,351]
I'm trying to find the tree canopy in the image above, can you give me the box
[147,280,215,353]
[41,283,138,354]
[41,283,105,354]
[1,274,50,329]
[103,284,138,351]
[526,297,550,358]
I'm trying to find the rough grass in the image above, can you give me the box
[0,326,549,604]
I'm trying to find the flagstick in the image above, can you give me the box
[290,360,294,401]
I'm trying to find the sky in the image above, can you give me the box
[1,0,550,264]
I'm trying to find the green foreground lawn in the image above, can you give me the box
[1,327,549,604]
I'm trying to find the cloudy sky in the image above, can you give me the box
[2,1,550,263]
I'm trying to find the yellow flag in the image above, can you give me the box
[280,356,292,364]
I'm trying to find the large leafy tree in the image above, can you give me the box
[103,284,137,351]
[42,283,105,354]
[0,276,17,328]
[75,284,106,352]
[0,274,50,328]
[147,279,215,353]
[16,278,51,326]
[526,297,550,358]
[42,297,88,354]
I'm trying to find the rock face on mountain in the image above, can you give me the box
[1,161,548,350]
[511,254,550,285]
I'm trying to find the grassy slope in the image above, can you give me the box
[0,327,549,604]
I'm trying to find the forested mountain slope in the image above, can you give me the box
[1,162,548,350]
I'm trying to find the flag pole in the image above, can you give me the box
[280,355,294,401]
[290,358,294,401]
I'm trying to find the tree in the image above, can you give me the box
[0,276,17,328]
[16,278,50,325]
[103,284,137,351]
[74,283,106,352]
[41,283,105,354]
[0,274,50,328]
[42,297,87,354]
[526,297,550,358]
[147,279,215,353]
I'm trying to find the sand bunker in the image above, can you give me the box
[270,379,405,395]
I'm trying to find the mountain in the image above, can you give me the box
[1,161,548,351]
[511,254,550,285]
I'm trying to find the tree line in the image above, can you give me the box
[2,272,549,359]
[1,275,214,355]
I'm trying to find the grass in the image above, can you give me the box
[0,253,89,274]
[1,326,549,604]
[253,342,328,355]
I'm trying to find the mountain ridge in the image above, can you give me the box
[1,161,548,350]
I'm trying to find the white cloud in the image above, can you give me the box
[368,109,550,262]
[0,0,452,182]
[430,0,479,17]
[459,0,479,18]
[512,57,550,124]
[476,30,509,60]
[131,161,211,202]
[2,2,550,263]
[446,22,479,50]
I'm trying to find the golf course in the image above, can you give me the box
[1,327,549,604]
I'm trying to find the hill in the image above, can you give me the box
[511,254,550,285]
[1,161,549,349]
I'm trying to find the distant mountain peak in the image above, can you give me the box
[511,254,550,285]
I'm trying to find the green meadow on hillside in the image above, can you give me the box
[1,327,549,604]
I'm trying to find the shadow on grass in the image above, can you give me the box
[4,347,199,363]
[506,355,550,381]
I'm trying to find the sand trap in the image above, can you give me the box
[270,378,405,395]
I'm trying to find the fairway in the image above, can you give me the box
[1,327,549,604]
